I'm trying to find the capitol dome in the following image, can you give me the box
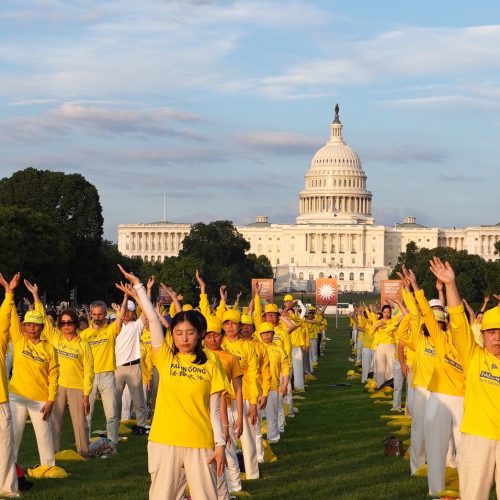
[296,104,373,225]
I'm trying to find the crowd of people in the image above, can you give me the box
[0,267,328,500]
[349,258,500,500]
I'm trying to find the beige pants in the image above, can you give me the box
[458,433,500,500]
[0,402,18,497]
[373,343,395,387]
[51,386,89,457]
[148,441,217,500]
[115,364,147,426]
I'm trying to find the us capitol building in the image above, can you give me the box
[117,106,500,293]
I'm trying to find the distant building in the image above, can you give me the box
[117,107,500,292]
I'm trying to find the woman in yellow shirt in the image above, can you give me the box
[24,280,94,458]
[116,266,226,500]
[0,273,59,467]
[430,257,500,500]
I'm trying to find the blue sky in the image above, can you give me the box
[1,0,499,240]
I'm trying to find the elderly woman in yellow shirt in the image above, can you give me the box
[0,273,59,468]
[24,279,94,459]
[430,257,500,500]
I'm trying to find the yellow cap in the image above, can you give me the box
[182,304,193,311]
[257,322,275,335]
[433,310,446,323]
[264,303,279,314]
[206,316,222,334]
[481,306,500,331]
[240,314,254,325]
[284,294,294,302]
[222,309,241,324]
[24,310,44,324]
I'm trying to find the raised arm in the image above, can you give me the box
[117,265,163,350]
[24,279,58,343]
[0,272,22,342]
[195,270,212,320]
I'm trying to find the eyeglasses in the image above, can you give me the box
[59,320,75,326]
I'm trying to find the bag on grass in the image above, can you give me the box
[383,436,405,457]
[89,437,117,458]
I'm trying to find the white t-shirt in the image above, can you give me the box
[115,318,144,366]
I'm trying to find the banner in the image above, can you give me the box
[157,286,173,305]
[380,279,402,305]
[252,278,274,304]
[315,278,338,306]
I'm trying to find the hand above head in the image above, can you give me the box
[219,285,227,302]
[435,279,444,292]
[146,275,155,290]
[117,264,141,285]
[0,272,21,293]
[195,270,206,292]
[428,256,455,285]
[115,282,139,301]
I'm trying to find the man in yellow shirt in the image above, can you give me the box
[80,299,124,445]
[430,257,500,500]
[0,273,19,498]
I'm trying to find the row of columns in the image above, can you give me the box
[125,231,188,253]
[300,195,371,214]
[305,232,365,255]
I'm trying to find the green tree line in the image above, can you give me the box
[0,168,273,306]
[389,240,500,308]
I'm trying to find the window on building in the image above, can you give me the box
[322,257,326,263]
[360,273,364,281]
[276,258,280,265]
[349,272,354,281]
[309,273,314,281]
[291,257,295,263]
[352,258,356,264]
[339,272,344,281]
[319,272,325,279]
[299,272,304,280]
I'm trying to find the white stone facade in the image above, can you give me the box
[117,107,500,292]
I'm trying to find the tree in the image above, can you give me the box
[177,220,273,302]
[0,167,107,302]
[0,206,71,300]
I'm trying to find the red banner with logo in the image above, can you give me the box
[315,278,338,306]
[252,278,274,304]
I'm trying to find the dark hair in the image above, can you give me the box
[57,309,79,329]
[170,310,207,365]
[381,305,391,314]
[46,309,58,321]
[78,316,90,329]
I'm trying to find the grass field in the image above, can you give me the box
[17,318,434,499]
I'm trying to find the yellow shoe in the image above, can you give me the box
[392,426,410,436]
[373,400,392,405]
[435,489,460,499]
[381,386,393,394]
[413,465,427,477]
[386,418,412,427]
[370,391,390,399]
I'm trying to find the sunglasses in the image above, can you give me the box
[59,320,75,326]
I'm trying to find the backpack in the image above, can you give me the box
[383,437,405,457]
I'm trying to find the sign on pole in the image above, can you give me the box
[158,286,173,305]
[252,278,274,304]
[380,279,402,305]
[315,278,338,306]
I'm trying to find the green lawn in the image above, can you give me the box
[17,318,432,499]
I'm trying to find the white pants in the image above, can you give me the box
[309,339,318,368]
[361,348,374,382]
[458,433,500,500]
[351,327,357,345]
[10,392,55,466]
[225,401,242,493]
[0,402,18,497]
[232,400,259,480]
[410,385,430,474]
[291,347,304,390]
[148,441,217,500]
[88,371,119,444]
[356,338,363,364]
[424,392,464,495]
[264,391,280,442]
[406,370,414,415]
[373,343,395,387]
[392,361,403,410]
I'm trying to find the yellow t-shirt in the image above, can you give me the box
[250,338,271,397]
[2,294,59,401]
[449,304,500,440]
[0,296,13,403]
[209,348,243,400]
[264,342,290,391]
[290,316,306,348]
[415,290,464,396]
[140,328,153,385]
[149,342,226,448]
[274,324,292,359]
[222,338,259,404]
[80,322,120,373]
